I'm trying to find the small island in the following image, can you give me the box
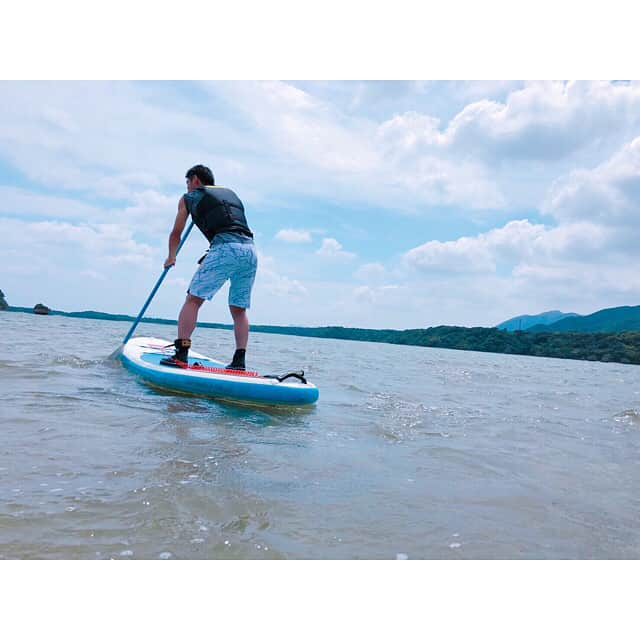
[33,303,50,315]
[0,289,7,311]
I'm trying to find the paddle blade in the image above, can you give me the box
[107,345,124,361]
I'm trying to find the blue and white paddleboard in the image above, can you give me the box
[120,337,319,406]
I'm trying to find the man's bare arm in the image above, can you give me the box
[164,197,189,268]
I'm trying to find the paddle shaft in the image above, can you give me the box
[122,221,195,345]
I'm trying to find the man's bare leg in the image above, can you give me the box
[229,305,249,349]
[228,305,249,369]
[160,294,204,366]
[178,294,205,339]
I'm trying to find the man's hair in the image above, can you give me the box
[185,165,215,186]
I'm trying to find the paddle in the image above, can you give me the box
[109,221,195,359]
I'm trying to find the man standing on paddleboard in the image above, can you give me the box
[160,165,257,370]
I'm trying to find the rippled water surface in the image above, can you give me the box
[2,312,640,559]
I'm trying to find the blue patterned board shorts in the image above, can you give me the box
[188,242,258,308]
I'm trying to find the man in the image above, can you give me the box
[160,164,258,370]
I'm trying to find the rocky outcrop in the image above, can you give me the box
[0,290,7,311]
[33,303,50,315]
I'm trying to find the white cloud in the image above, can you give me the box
[0,219,155,266]
[121,190,177,234]
[254,251,308,298]
[405,236,496,274]
[316,238,356,260]
[531,221,612,258]
[3,80,640,224]
[404,216,621,282]
[11,80,600,218]
[446,81,640,158]
[0,81,244,198]
[400,199,639,325]
[397,156,505,209]
[353,284,405,305]
[264,277,308,298]
[405,220,548,274]
[354,262,386,282]
[211,81,380,174]
[0,186,108,220]
[378,112,443,151]
[167,276,189,289]
[543,136,640,229]
[0,216,161,311]
[275,228,313,243]
[211,81,506,211]
[453,81,525,102]
[79,270,107,282]
[379,81,640,162]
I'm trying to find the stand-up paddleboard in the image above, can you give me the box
[120,337,319,406]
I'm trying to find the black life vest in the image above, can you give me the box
[185,186,253,243]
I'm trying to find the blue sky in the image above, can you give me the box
[1,80,640,329]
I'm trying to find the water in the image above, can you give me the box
[1,311,639,559]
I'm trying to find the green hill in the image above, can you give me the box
[497,310,580,331]
[528,305,640,333]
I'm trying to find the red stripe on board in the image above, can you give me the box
[173,360,260,377]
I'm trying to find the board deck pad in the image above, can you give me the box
[140,352,260,377]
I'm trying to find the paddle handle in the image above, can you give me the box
[122,221,195,345]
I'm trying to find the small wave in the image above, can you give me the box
[103,356,125,369]
[613,409,640,427]
[366,394,432,442]
[50,355,103,368]
[0,361,62,379]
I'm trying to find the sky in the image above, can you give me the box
[1,79,639,329]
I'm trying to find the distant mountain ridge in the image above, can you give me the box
[497,310,580,331]
[5,305,640,365]
[527,305,640,333]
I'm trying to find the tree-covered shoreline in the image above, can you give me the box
[6,306,640,366]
